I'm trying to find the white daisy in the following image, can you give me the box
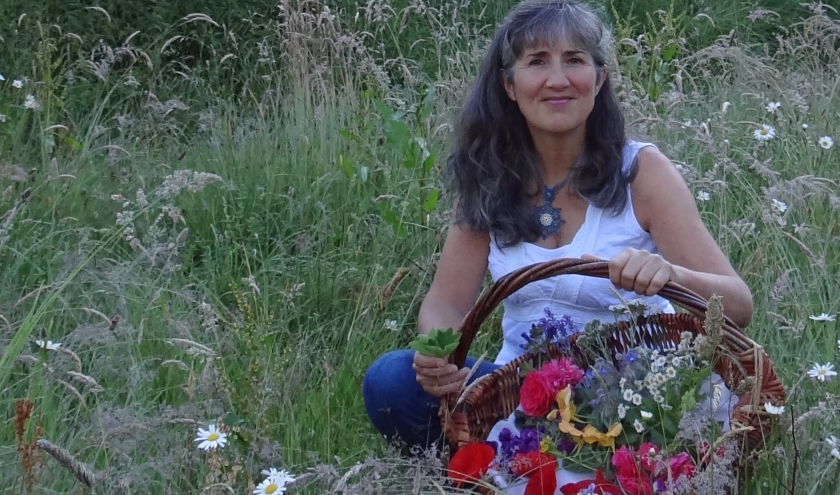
[656,356,667,367]
[623,389,634,401]
[260,468,296,486]
[654,394,665,404]
[195,424,228,450]
[771,199,788,214]
[827,436,839,448]
[12,79,23,88]
[832,448,840,460]
[764,402,785,415]
[802,123,809,129]
[633,419,644,433]
[23,94,40,110]
[631,394,643,406]
[818,136,834,149]
[665,367,677,379]
[617,404,627,419]
[34,339,61,350]
[696,191,711,201]
[754,124,776,141]
[765,102,781,113]
[808,363,837,382]
[640,410,653,420]
[809,313,836,322]
[384,320,398,332]
[671,357,682,368]
[0,73,5,81]
[254,471,295,495]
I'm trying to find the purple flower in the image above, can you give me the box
[497,427,542,461]
[520,309,581,352]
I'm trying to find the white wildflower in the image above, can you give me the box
[765,102,781,113]
[696,191,710,201]
[764,403,785,415]
[258,468,296,493]
[771,199,788,213]
[631,393,643,406]
[23,94,41,110]
[34,339,61,350]
[623,389,634,402]
[808,363,837,382]
[12,79,23,88]
[385,320,398,332]
[754,124,776,141]
[0,73,4,81]
[809,313,836,322]
[617,404,627,419]
[721,102,731,114]
[0,114,6,123]
[828,436,839,448]
[640,410,653,420]
[802,123,809,129]
[195,424,228,450]
[665,367,677,379]
[633,419,644,433]
[818,136,834,150]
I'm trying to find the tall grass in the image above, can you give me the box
[1,1,839,494]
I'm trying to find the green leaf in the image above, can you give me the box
[423,189,439,213]
[662,43,679,62]
[378,206,408,239]
[223,412,245,427]
[408,328,461,358]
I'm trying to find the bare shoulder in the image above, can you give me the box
[630,146,693,231]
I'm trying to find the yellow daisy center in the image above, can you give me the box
[760,129,769,135]
[207,432,219,441]
[265,483,278,494]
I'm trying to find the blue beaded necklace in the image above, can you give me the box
[535,180,568,239]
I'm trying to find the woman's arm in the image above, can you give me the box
[417,223,491,335]
[609,147,754,328]
[413,222,490,396]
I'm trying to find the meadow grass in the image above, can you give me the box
[1,1,840,494]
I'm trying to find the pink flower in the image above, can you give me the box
[637,443,660,472]
[520,372,555,417]
[611,446,639,478]
[617,473,654,495]
[666,452,695,479]
[540,358,585,392]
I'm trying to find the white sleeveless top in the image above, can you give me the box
[488,140,675,365]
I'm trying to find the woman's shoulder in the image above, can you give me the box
[629,145,694,230]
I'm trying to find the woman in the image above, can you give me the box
[362,0,753,452]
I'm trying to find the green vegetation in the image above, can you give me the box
[1,0,839,493]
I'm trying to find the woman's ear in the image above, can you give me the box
[501,70,517,101]
[595,68,607,95]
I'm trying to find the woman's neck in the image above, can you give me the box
[530,126,586,185]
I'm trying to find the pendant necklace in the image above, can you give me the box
[535,179,569,240]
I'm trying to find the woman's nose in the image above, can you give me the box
[545,63,570,87]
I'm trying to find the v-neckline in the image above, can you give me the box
[525,202,594,252]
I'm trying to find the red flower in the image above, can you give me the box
[637,443,660,472]
[666,452,695,479]
[510,452,558,495]
[559,469,622,495]
[611,446,639,478]
[447,443,495,488]
[520,372,555,416]
[510,451,555,477]
[617,472,654,495]
[541,358,585,391]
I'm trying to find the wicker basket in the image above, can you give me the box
[439,258,785,457]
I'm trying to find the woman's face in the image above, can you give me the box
[503,41,604,140]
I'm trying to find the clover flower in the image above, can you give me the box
[195,424,228,450]
[808,363,837,382]
[754,124,776,141]
[818,136,834,149]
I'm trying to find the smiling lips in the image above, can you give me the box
[544,96,572,105]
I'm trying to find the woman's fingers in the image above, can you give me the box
[609,248,673,295]
[416,367,469,396]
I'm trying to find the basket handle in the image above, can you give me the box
[449,257,747,369]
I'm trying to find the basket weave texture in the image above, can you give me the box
[439,258,785,456]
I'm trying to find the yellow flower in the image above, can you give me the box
[555,386,582,423]
[540,436,552,453]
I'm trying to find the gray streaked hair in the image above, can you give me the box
[444,0,631,247]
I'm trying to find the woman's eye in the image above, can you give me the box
[528,58,545,67]
[567,57,583,65]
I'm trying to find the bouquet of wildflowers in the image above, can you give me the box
[447,303,740,495]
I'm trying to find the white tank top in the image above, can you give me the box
[488,140,675,365]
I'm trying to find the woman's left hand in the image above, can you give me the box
[583,248,675,296]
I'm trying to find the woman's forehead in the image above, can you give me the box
[519,37,589,56]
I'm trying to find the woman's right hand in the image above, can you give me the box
[412,352,470,397]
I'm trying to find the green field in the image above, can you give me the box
[1,0,839,493]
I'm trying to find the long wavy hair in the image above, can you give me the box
[444,0,630,247]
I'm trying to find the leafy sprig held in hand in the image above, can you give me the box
[409,328,461,358]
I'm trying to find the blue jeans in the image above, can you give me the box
[362,349,500,450]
